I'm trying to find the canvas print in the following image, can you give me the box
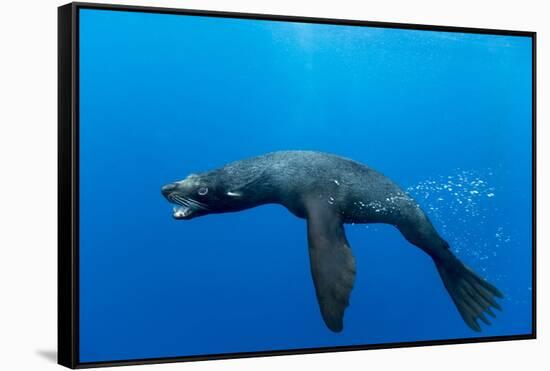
[76,7,533,364]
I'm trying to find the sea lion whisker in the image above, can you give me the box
[186,196,208,207]
[171,195,191,207]
[167,194,180,203]
[184,197,209,210]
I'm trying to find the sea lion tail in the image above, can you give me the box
[434,251,503,332]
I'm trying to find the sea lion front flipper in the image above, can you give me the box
[305,200,356,332]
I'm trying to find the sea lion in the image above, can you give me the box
[161,150,502,332]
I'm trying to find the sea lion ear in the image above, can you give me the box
[226,190,243,198]
[223,170,264,199]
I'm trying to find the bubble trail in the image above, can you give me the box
[404,169,510,278]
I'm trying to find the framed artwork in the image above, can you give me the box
[58,2,536,368]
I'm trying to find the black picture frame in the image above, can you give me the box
[58,2,537,368]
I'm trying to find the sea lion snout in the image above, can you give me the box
[161,183,177,196]
[161,177,196,196]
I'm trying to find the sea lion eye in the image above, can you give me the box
[198,187,208,196]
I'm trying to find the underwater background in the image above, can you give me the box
[78,9,533,363]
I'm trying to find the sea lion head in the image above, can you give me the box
[161,171,249,220]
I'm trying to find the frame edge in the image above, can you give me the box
[531,31,537,339]
[58,2,78,369]
[71,1,536,36]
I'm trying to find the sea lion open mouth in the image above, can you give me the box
[172,205,195,219]
[164,192,208,220]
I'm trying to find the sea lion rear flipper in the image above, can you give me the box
[305,200,356,332]
[435,250,503,332]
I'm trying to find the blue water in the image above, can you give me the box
[78,9,533,363]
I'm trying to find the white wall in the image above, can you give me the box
[0,0,546,370]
